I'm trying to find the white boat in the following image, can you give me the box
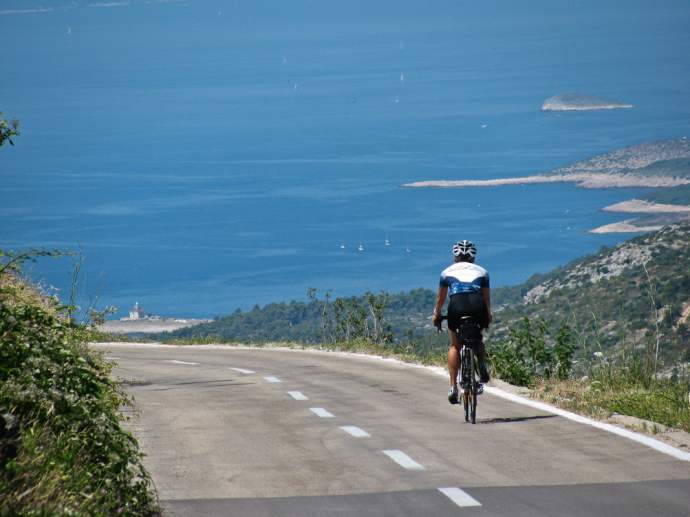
[340,243,346,249]
[357,244,365,252]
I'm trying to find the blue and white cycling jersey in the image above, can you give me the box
[439,262,490,296]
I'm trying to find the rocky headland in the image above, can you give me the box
[403,138,690,233]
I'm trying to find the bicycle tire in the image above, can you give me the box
[469,348,477,424]
[461,346,471,422]
[463,390,469,422]
[470,384,477,424]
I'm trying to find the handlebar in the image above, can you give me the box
[434,314,447,333]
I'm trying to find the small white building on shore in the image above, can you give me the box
[128,302,145,320]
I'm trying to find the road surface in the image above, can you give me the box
[95,343,690,516]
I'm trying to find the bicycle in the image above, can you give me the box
[437,315,482,424]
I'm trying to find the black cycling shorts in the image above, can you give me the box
[447,293,487,332]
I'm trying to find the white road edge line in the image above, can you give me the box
[382,450,424,470]
[438,487,482,508]
[93,343,690,463]
[483,386,690,462]
[310,407,334,418]
[230,367,255,374]
[264,376,282,383]
[287,391,308,400]
[340,426,370,438]
[166,360,198,365]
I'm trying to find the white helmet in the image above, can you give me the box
[452,240,476,259]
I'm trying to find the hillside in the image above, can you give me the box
[493,222,690,361]
[554,140,690,178]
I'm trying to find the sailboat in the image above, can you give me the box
[384,236,391,246]
[357,243,365,252]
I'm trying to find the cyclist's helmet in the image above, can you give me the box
[452,240,477,260]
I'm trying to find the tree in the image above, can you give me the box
[0,112,20,147]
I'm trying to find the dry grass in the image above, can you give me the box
[532,373,690,433]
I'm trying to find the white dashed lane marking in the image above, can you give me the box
[309,407,335,418]
[339,426,370,438]
[166,360,198,365]
[287,391,308,400]
[438,487,482,508]
[382,450,424,470]
[264,376,282,383]
[230,367,255,374]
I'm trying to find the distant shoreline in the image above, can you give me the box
[542,104,634,111]
[402,138,690,234]
[403,175,690,234]
[589,220,665,234]
[100,318,210,334]
[602,199,690,214]
[402,173,690,190]
[541,93,634,112]
[591,200,690,234]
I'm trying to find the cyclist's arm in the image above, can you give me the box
[482,286,492,326]
[433,285,448,320]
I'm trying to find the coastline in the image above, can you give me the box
[100,318,210,334]
[541,103,634,112]
[589,220,665,234]
[402,173,690,190]
[602,199,690,214]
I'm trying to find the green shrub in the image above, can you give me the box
[0,277,159,516]
[487,317,577,386]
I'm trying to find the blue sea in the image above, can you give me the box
[2,0,690,318]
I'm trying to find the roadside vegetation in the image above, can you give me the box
[488,316,689,433]
[0,251,159,516]
[0,112,20,148]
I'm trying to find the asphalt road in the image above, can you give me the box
[96,343,690,517]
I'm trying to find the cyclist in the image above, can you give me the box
[432,240,492,404]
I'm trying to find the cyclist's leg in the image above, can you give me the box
[447,329,460,387]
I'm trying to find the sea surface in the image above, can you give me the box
[2,0,690,318]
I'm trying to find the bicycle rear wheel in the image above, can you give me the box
[463,390,469,422]
[470,351,478,424]
[461,346,471,422]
